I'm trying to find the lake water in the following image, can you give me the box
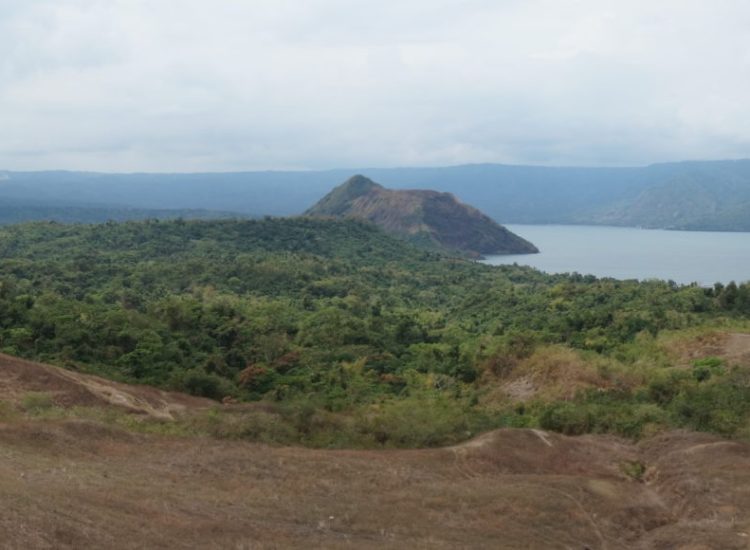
[482,225,750,286]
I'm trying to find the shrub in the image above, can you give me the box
[692,357,725,382]
[620,460,646,481]
[669,379,750,436]
[177,369,234,400]
[359,394,478,447]
[538,402,593,435]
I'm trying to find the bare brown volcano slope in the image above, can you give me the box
[1,353,750,548]
[305,175,538,257]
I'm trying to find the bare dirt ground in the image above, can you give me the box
[0,353,212,418]
[667,331,750,368]
[721,333,750,365]
[2,354,750,549]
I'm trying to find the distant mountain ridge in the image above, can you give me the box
[3,159,750,230]
[305,175,538,256]
[0,197,244,225]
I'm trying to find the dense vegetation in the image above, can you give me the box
[1,217,749,446]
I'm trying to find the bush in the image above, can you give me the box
[358,394,479,447]
[538,402,593,435]
[669,379,750,436]
[647,371,689,405]
[537,397,668,438]
[692,357,725,382]
[177,369,235,400]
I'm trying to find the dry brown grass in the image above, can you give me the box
[481,345,626,407]
[0,352,212,418]
[1,420,749,549]
[660,329,750,368]
[2,351,750,548]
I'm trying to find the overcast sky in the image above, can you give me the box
[1,0,750,172]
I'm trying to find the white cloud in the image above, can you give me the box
[0,0,749,171]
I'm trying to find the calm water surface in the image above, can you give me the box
[483,225,750,286]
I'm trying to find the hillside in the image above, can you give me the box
[2,351,750,548]
[1,216,750,547]
[0,352,211,418]
[5,160,750,230]
[305,175,538,256]
[583,162,750,230]
[0,217,749,448]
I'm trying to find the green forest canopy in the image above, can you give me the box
[1,217,749,446]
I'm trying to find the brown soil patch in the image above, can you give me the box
[0,353,212,418]
[1,354,750,548]
[0,421,748,549]
[666,331,750,368]
[722,333,750,365]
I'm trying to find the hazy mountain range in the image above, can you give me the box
[2,159,750,230]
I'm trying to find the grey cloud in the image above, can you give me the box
[1,0,749,171]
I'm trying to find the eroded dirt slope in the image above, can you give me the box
[1,421,749,549]
[0,353,212,419]
[1,354,750,549]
